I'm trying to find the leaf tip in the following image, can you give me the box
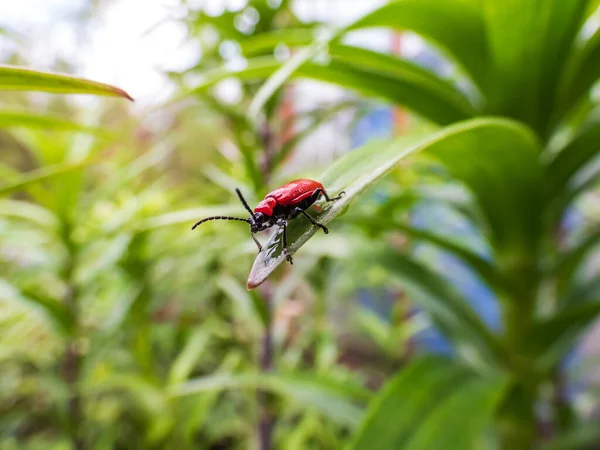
[118,88,135,102]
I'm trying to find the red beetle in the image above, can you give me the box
[192,179,345,264]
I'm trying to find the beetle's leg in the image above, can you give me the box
[295,208,329,234]
[251,233,263,253]
[279,220,293,264]
[319,188,346,202]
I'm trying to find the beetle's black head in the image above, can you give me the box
[249,212,275,233]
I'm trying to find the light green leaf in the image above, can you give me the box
[167,328,211,386]
[246,118,542,290]
[248,27,339,119]
[0,199,57,228]
[0,280,72,336]
[0,109,108,135]
[348,356,507,450]
[217,274,269,330]
[0,65,133,100]
[240,28,316,55]
[172,372,370,427]
[0,159,97,196]
[136,205,246,230]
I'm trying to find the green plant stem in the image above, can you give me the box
[61,227,85,450]
[258,284,274,450]
[498,260,540,450]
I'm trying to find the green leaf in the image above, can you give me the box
[482,0,587,133]
[555,230,600,293]
[217,274,269,330]
[184,56,475,125]
[427,120,544,257]
[401,375,508,450]
[136,205,246,230]
[246,118,542,289]
[0,65,133,100]
[348,356,507,450]
[0,159,97,196]
[172,372,370,427]
[0,199,58,228]
[167,328,212,386]
[0,280,72,336]
[240,28,316,56]
[326,45,477,123]
[347,215,505,294]
[527,300,600,372]
[363,248,503,365]
[544,420,600,450]
[547,108,600,198]
[0,109,109,135]
[555,15,600,122]
[348,0,488,90]
[248,28,339,120]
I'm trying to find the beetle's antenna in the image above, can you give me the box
[235,188,256,219]
[191,216,251,230]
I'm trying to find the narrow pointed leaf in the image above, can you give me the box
[248,28,338,119]
[347,215,504,293]
[0,109,109,135]
[240,28,316,56]
[362,248,503,363]
[247,118,542,289]
[527,300,600,372]
[555,19,600,122]
[172,372,370,427]
[556,230,600,292]
[547,108,600,197]
[0,65,133,100]
[0,159,97,196]
[185,56,475,125]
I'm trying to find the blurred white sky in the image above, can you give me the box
[0,0,390,108]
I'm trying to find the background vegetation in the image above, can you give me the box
[1,1,599,449]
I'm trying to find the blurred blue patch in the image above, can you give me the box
[351,105,394,149]
[409,201,501,354]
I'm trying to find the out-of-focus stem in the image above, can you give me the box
[61,225,85,450]
[257,284,274,450]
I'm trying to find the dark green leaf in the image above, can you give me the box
[363,248,503,365]
[349,0,488,90]
[348,356,507,450]
[184,55,475,125]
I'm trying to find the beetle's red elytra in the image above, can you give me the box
[192,179,345,264]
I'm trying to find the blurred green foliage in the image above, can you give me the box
[0,1,599,450]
